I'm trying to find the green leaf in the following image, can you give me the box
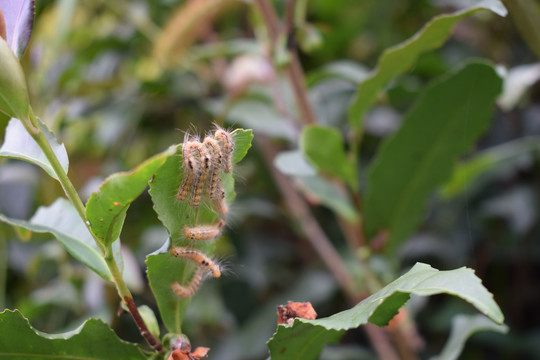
[0,309,146,359]
[231,128,254,164]
[301,125,356,189]
[0,117,69,180]
[147,129,252,334]
[0,36,30,121]
[296,175,358,223]
[440,136,540,198]
[0,198,122,281]
[431,314,508,360]
[137,305,161,340]
[268,324,344,360]
[86,145,176,246]
[348,0,507,128]
[364,61,503,250]
[146,251,191,335]
[267,262,504,360]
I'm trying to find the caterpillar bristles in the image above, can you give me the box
[170,246,221,278]
[177,141,200,202]
[184,218,226,241]
[171,267,211,298]
[214,195,228,215]
[214,129,234,173]
[176,171,198,201]
[188,141,211,207]
[203,136,223,199]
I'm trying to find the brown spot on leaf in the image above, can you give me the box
[277,301,317,325]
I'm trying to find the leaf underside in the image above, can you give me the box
[267,262,504,360]
[0,118,69,180]
[0,198,122,281]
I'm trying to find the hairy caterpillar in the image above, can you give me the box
[170,246,221,278]
[171,268,208,298]
[186,141,211,206]
[214,129,233,173]
[176,142,200,201]
[183,218,226,241]
[214,196,228,215]
[203,136,223,199]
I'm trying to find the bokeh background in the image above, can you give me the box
[1,0,539,359]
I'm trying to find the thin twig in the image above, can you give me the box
[257,137,355,298]
[253,2,421,358]
[255,0,317,125]
[24,110,163,352]
[364,324,400,360]
[124,296,163,352]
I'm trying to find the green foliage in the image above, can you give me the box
[273,149,358,222]
[301,125,356,189]
[0,37,30,121]
[267,262,504,360]
[0,309,146,360]
[348,0,507,128]
[0,118,69,180]
[147,129,253,334]
[86,145,177,246]
[274,150,316,176]
[0,0,522,358]
[440,136,540,198]
[432,314,509,360]
[363,61,503,250]
[0,198,122,281]
[296,175,358,223]
[137,305,161,340]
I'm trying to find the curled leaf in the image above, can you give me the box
[0,0,34,58]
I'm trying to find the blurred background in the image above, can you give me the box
[0,0,539,359]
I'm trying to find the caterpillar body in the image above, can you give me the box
[183,219,226,241]
[171,268,208,298]
[203,136,223,199]
[170,246,221,278]
[188,142,211,206]
[176,142,200,201]
[214,129,233,173]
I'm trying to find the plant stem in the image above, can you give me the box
[23,110,162,352]
[253,3,421,358]
[27,110,104,252]
[105,250,162,352]
[255,0,317,125]
[257,137,355,298]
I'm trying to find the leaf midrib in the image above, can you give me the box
[386,71,481,240]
